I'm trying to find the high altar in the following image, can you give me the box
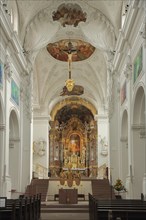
[49,102,98,179]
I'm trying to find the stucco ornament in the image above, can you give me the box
[80,11,116,52]
[33,139,46,156]
[99,136,108,156]
[24,11,60,53]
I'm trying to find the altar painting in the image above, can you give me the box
[69,134,80,155]
[64,133,86,169]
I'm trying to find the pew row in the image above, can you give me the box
[89,194,146,220]
[0,194,41,220]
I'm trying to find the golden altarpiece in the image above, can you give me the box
[49,102,98,180]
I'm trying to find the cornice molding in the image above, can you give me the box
[33,115,51,121]
[131,124,145,130]
[113,1,142,72]
[1,2,27,71]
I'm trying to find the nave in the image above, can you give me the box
[0,1,146,217]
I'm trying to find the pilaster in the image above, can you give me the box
[0,124,5,196]
[140,3,146,198]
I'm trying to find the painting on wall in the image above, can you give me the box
[133,47,143,83]
[120,81,126,105]
[11,79,19,106]
[0,61,3,89]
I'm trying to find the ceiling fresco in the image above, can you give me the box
[55,104,94,124]
[47,39,95,62]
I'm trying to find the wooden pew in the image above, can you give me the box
[0,198,16,220]
[0,194,41,220]
[89,194,146,220]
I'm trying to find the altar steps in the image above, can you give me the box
[25,179,49,201]
[25,178,116,202]
[41,202,89,213]
[41,212,89,220]
[41,202,89,220]
[91,179,116,200]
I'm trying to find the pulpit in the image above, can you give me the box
[59,188,78,204]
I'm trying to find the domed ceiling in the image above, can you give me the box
[12,0,123,116]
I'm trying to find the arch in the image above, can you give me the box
[9,109,20,193]
[49,101,98,178]
[133,84,145,124]
[132,85,145,199]
[121,109,128,186]
[50,97,97,121]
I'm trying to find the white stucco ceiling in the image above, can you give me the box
[14,0,123,114]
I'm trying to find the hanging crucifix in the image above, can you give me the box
[60,41,84,96]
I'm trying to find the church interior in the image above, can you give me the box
[0,0,146,219]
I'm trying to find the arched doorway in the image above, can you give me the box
[121,109,128,183]
[132,86,145,199]
[49,102,97,178]
[9,109,20,192]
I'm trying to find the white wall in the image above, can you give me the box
[33,116,49,177]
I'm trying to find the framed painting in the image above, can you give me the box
[120,81,126,105]
[69,133,80,155]
[11,79,19,106]
[0,61,3,89]
[133,47,143,83]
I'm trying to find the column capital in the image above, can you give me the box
[33,115,51,121]
[95,114,108,121]
[0,124,5,130]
